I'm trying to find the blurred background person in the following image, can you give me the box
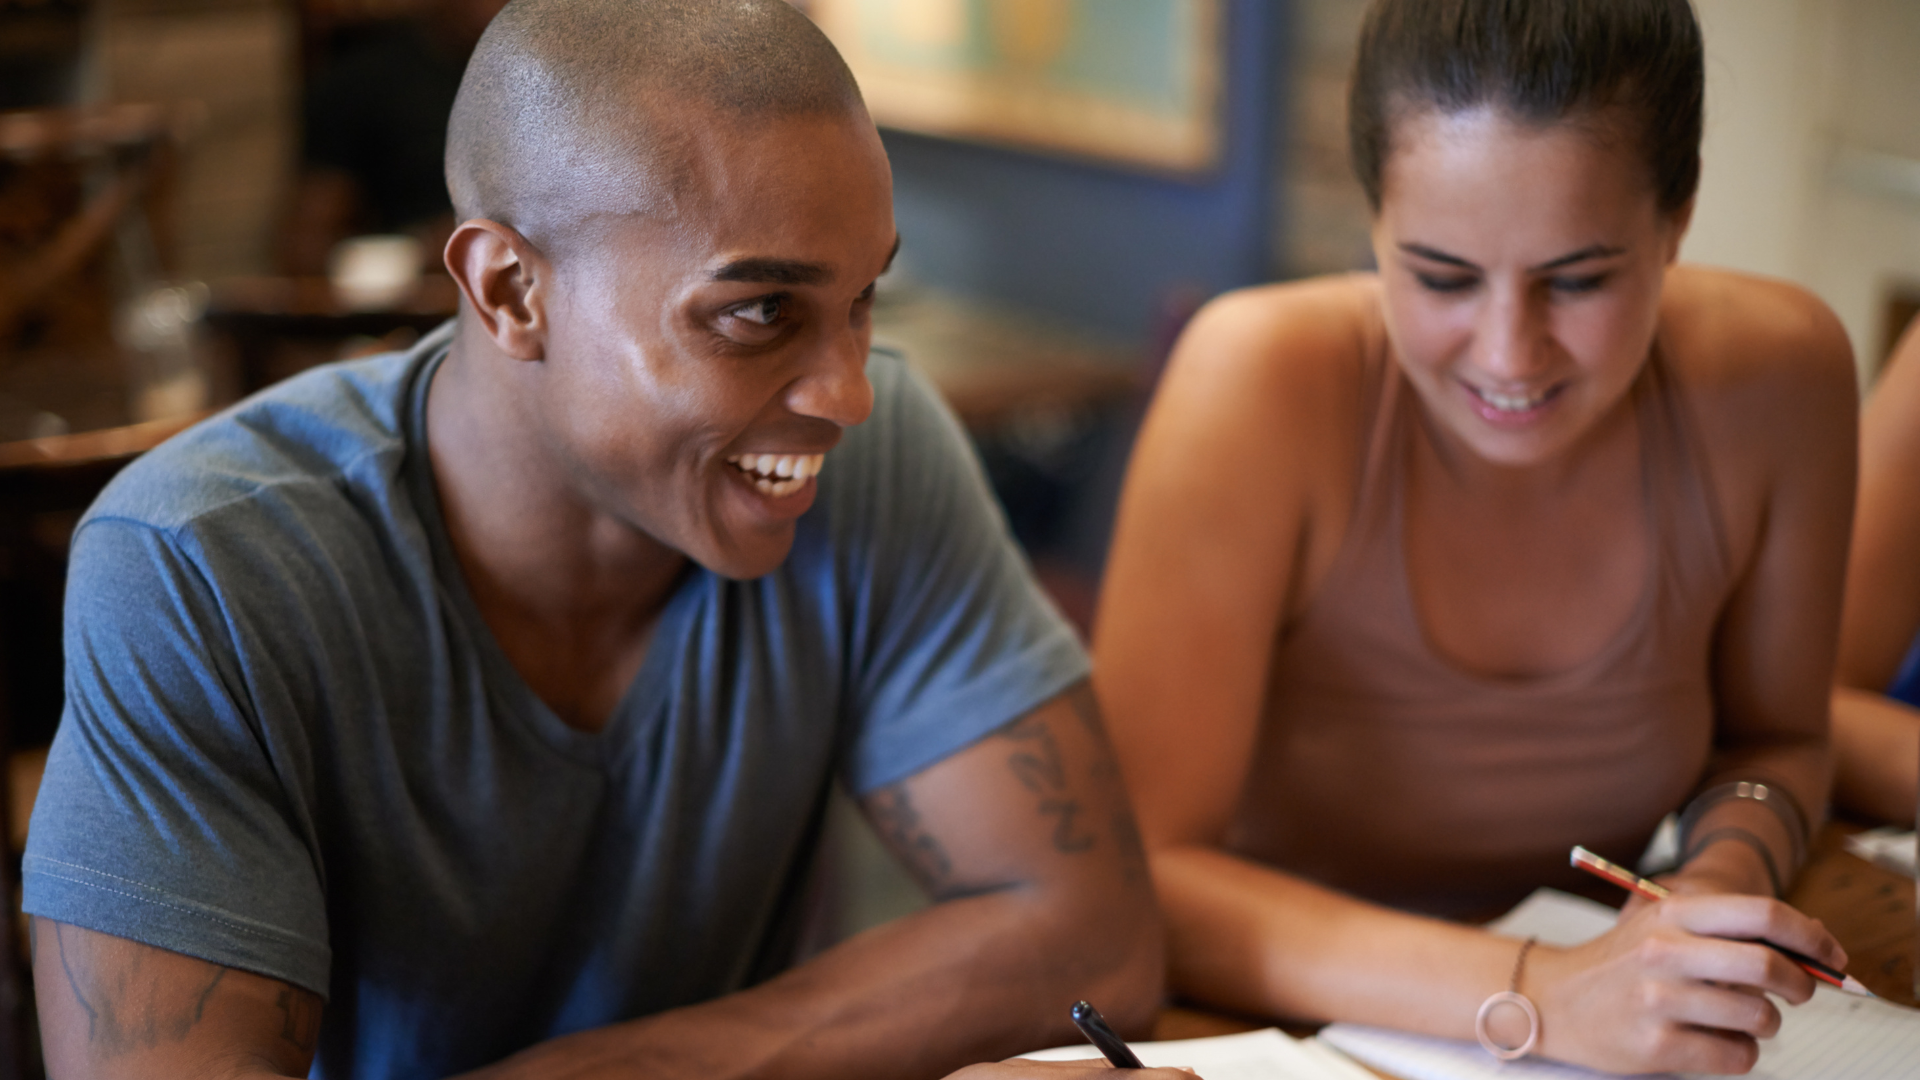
[1833,317,1920,824]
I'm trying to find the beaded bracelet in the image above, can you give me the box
[1475,936,1540,1061]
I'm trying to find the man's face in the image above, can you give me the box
[533,108,897,579]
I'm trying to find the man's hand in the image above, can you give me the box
[33,918,322,1080]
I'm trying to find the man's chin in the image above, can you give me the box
[691,528,798,581]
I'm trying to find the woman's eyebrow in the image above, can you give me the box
[1396,242,1627,273]
[1530,244,1627,272]
[1398,242,1476,269]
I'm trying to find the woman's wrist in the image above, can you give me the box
[1671,834,1776,897]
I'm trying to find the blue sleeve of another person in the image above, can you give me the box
[834,354,1090,795]
[23,519,331,995]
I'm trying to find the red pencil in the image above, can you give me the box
[1568,846,1874,998]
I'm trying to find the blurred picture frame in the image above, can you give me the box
[807,0,1224,176]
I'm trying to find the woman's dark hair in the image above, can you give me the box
[1348,0,1704,214]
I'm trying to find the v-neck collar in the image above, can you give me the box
[397,332,706,766]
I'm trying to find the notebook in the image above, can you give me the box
[1020,1025,1377,1079]
[1316,889,1920,1080]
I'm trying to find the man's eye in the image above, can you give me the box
[730,296,786,326]
[1415,272,1476,294]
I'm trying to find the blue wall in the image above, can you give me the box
[881,0,1289,349]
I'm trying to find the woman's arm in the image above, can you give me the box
[1671,271,1858,892]
[1095,276,1846,1076]
[1832,320,1920,823]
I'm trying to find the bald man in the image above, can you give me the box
[20,2,1168,1078]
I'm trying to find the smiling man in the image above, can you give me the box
[20,2,1164,1078]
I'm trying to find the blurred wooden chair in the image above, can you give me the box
[0,102,197,375]
[0,412,203,1080]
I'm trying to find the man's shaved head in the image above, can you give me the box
[446,0,864,246]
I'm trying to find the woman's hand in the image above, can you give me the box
[1524,894,1845,1075]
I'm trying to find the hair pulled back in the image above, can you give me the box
[1348,0,1704,215]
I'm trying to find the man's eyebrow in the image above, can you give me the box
[1397,242,1627,274]
[709,257,831,285]
[708,237,902,287]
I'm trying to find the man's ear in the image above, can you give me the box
[444,219,549,360]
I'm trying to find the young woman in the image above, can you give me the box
[1094,1,1857,1075]
[1833,319,1920,824]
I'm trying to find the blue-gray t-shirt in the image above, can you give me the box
[23,326,1087,1079]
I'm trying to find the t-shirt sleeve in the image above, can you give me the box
[22,518,332,997]
[836,356,1091,794]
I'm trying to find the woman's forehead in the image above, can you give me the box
[1380,106,1656,214]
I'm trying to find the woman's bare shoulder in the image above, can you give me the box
[1659,265,1854,401]
[1657,266,1857,549]
[1658,265,1856,442]
[1160,273,1382,426]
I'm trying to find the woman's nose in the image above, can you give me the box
[1472,291,1552,383]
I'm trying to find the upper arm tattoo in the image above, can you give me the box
[867,783,956,895]
[1001,713,1097,854]
[1065,683,1150,886]
[869,683,1153,899]
[275,986,321,1055]
[52,921,228,1057]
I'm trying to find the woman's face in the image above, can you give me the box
[1371,106,1690,469]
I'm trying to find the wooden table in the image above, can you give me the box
[1150,821,1918,1052]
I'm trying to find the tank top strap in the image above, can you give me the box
[1348,312,1407,534]
[1630,346,1734,587]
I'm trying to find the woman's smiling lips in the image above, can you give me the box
[1461,379,1565,425]
[725,452,827,498]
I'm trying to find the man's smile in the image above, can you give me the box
[726,452,826,497]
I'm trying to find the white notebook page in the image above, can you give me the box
[1021,1025,1377,1080]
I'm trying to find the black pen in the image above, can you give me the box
[1070,1000,1146,1069]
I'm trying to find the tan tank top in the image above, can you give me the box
[1226,336,1734,918]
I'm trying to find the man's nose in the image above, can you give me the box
[787,325,874,428]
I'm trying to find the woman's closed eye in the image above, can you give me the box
[1548,273,1610,296]
[1414,271,1478,294]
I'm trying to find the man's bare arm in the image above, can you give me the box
[455,681,1164,1080]
[34,684,1161,1080]
[33,916,321,1080]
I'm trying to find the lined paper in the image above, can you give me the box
[1021,1026,1377,1079]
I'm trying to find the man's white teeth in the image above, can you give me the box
[725,453,826,496]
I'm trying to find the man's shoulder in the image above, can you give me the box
[86,343,433,536]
